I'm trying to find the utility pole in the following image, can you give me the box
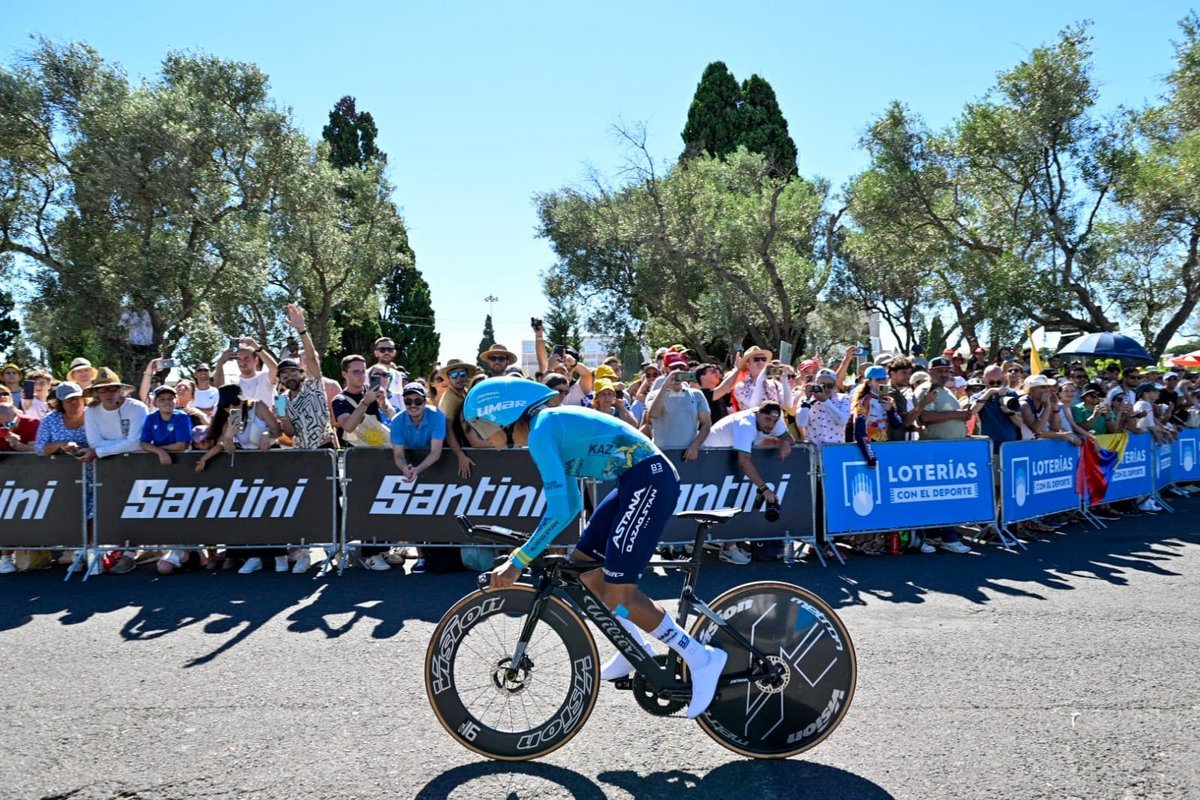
[484,295,499,317]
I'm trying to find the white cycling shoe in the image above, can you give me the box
[686,647,728,719]
[600,644,655,681]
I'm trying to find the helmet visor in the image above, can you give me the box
[469,419,503,441]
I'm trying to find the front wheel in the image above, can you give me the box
[689,581,857,759]
[425,585,600,761]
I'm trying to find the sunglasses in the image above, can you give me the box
[376,346,396,352]
[447,370,468,379]
[95,386,121,394]
[403,397,424,407]
[487,356,509,362]
[1006,369,1024,374]
[986,380,1003,387]
[751,356,769,363]
[758,411,781,420]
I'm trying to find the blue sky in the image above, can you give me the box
[2,1,1189,363]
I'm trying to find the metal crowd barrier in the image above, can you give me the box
[0,432,1187,580]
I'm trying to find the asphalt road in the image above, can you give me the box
[2,502,1198,800]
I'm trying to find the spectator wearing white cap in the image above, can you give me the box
[66,358,98,392]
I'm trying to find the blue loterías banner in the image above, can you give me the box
[819,439,995,535]
[1102,433,1154,503]
[999,438,1080,524]
[1153,441,1173,490]
[1175,429,1200,482]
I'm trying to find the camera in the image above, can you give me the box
[530,317,543,330]
[766,366,782,378]
[1004,396,1021,413]
[755,490,781,523]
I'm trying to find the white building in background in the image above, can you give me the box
[520,335,616,375]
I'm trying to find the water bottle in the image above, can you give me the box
[782,533,796,565]
[888,532,901,555]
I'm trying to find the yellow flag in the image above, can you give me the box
[1026,326,1043,375]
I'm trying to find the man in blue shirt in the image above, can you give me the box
[970,364,1021,453]
[465,377,726,720]
[140,385,193,465]
[389,384,446,482]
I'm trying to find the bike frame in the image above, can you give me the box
[462,517,784,702]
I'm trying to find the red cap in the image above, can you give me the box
[662,352,687,369]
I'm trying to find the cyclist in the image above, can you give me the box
[465,376,727,719]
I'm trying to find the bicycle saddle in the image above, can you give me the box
[675,508,742,526]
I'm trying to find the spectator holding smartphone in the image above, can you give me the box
[19,370,53,420]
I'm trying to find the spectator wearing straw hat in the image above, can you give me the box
[437,358,486,477]
[0,363,22,397]
[83,368,148,458]
[479,343,519,377]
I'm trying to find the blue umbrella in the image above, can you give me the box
[1055,332,1154,363]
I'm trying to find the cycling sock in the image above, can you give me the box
[651,611,710,668]
[599,617,653,680]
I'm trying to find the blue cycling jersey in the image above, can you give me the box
[512,406,663,567]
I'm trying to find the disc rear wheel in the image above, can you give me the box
[688,581,857,758]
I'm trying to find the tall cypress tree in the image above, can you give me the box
[321,96,439,375]
[681,62,744,160]
[477,314,496,371]
[0,288,19,359]
[680,63,798,177]
[738,75,798,177]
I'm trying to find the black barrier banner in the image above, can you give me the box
[94,451,338,547]
[0,453,86,548]
[631,446,815,544]
[343,446,813,545]
[343,448,581,544]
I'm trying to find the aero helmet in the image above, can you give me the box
[464,376,557,440]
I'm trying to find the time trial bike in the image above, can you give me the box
[424,508,856,761]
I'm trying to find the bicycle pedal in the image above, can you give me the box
[611,677,633,691]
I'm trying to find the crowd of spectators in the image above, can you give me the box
[1,312,1196,577]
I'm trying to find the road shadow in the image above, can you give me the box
[0,498,1195,658]
[0,562,472,666]
[411,759,892,800]
[636,497,1200,611]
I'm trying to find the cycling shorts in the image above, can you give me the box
[575,454,680,584]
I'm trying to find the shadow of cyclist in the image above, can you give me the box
[412,760,608,800]
[600,760,894,799]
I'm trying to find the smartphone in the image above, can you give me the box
[21,380,34,400]
[160,359,176,369]
[676,370,696,382]
[228,406,243,431]
[228,337,240,351]
[273,395,288,416]
[552,345,565,360]
[368,373,382,392]
[766,366,782,378]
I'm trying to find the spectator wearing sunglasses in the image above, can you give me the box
[390,384,445,483]
[437,359,487,478]
[970,364,1021,453]
[373,336,407,407]
[277,304,335,450]
[729,347,793,413]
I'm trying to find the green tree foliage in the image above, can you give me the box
[542,272,583,353]
[0,288,18,357]
[322,95,383,169]
[1109,13,1200,355]
[681,62,798,177]
[537,142,839,362]
[381,264,439,376]
[476,314,496,371]
[844,25,1138,352]
[320,95,438,375]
